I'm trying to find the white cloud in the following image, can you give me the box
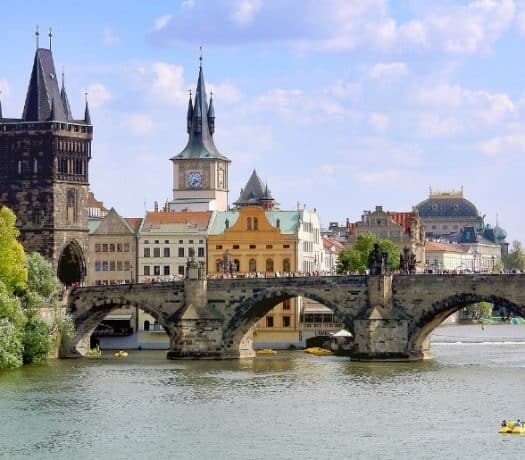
[124,113,154,135]
[418,113,463,138]
[415,84,463,108]
[231,0,263,26]
[480,134,525,156]
[103,27,119,45]
[86,83,111,108]
[369,62,407,79]
[369,112,389,133]
[327,80,361,101]
[153,14,173,31]
[151,62,186,105]
[208,82,242,104]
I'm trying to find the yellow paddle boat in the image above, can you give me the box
[114,350,128,357]
[256,348,277,355]
[304,347,333,356]
[499,420,525,434]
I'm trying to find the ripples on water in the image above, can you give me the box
[1,325,525,460]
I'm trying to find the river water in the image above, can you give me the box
[1,324,524,460]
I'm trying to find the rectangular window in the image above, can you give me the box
[102,244,108,252]
[233,245,239,250]
[249,245,256,249]
[178,247,185,257]
[283,299,291,310]
[216,245,222,250]
[109,261,115,271]
[109,244,115,252]
[283,244,290,249]
[102,261,109,271]
[154,265,161,276]
[189,240,194,244]
[164,240,169,244]
[124,243,130,252]
[198,247,204,257]
[117,243,122,252]
[163,266,170,275]
[283,316,291,328]
[95,244,101,252]
[266,245,273,249]
[154,240,159,244]
[266,316,274,328]
[154,247,161,258]
[124,261,130,271]
[164,247,170,257]
[95,261,101,271]
[144,240,149,244]
[144,247,150,257]
[117,261,122,271]
[199,240,204,244]
[179,240,184,244]
[144,266,150,276]
[178,266,185,275]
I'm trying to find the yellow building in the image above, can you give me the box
[207,205,302,347]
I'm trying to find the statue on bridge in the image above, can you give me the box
[368,243,391,275]
[400,246,417,274]
[222,250,236,277]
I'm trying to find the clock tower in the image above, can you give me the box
[169,57,230,212]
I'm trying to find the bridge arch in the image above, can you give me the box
[69,291,178,353]
[408,293,525,353]
[222,286,358,353]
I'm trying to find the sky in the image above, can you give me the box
[2,0,525,243]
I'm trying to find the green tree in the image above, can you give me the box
[22,309,52,364]
[504,240,525,272]
[337,233,400,274]
[465,301,493,319]
[0,281,25,368]
[0,207,27,293]
[23,252,60,308]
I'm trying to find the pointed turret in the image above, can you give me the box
[171,56,228,161]
[0,93,3,120]
[186,91,193,133]
[60,70,72,121]
[84,96,91,124]
[234,170,278,209]
[208,91,215,135]
[22,48,67,121]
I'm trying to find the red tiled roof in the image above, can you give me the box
[388,212,414,234]
[323,236,345,251]
[425,241,466,253]
[144,211,212,228]
[87,191,107,211]
[125,217,143,233]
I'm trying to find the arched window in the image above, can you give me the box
[216,259,224,273]
[247,217,252,230]
[233,259,240,272]
[266,258,274,272]
[249,258,257,272]
[253,217,259,230]
[144,320,150,331]
[283,258,291,273]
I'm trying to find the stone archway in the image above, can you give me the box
[57,240,86,285]
[408,294,525,357]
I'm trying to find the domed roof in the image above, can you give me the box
[493,225,507,242]
[416,191,479,218]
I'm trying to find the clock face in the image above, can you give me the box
[187,171,203,188]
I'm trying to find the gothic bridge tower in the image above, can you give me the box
[0,30,92,285]
[169,54,230,212]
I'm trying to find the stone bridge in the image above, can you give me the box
[65,273,525,361]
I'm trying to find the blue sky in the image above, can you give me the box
[2,0,525,243]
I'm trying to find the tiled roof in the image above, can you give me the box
[125,217,143,233]
[323,236,345,251]
[234,169,276,207]
[144,211,212,228]
[87,191,107,210]
[389,212,415,234]
[425,241,465,253]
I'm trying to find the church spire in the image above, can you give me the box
[171,50,229,161]
[84,92,91,124]
[49,97,56,120]
[0,90,3,120]
[60,67,72,121]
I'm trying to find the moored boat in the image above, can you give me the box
[304,347,333,356]
[114,350,128,357]
[256,348,277,355]
[499,421,524,434]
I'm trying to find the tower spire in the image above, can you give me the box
[60,66,72,121]
[0,90,3,120]
[35,24,40,49]
[84,91,91,124]
[48,27,52,50]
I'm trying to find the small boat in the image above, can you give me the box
[86,347,101,357]
[114,350,128,357]
[256,348,277,355]
[304,347,333,356]
[499,421,524,434]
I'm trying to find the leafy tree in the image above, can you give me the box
[337,233,400,274]
[22,309,52,364]
[0,207,27,293]
[465,301,493,319]
[23,252,60,308]
[504,240,525,272]
[0,318,23,368]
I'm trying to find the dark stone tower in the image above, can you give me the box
[0,37,92,285]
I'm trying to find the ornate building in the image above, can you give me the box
[347,205,426,272]
[233,169,277,210]
[0,36,92,284]
[168,57,230,212]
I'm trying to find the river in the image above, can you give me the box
[1,324,524,459]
